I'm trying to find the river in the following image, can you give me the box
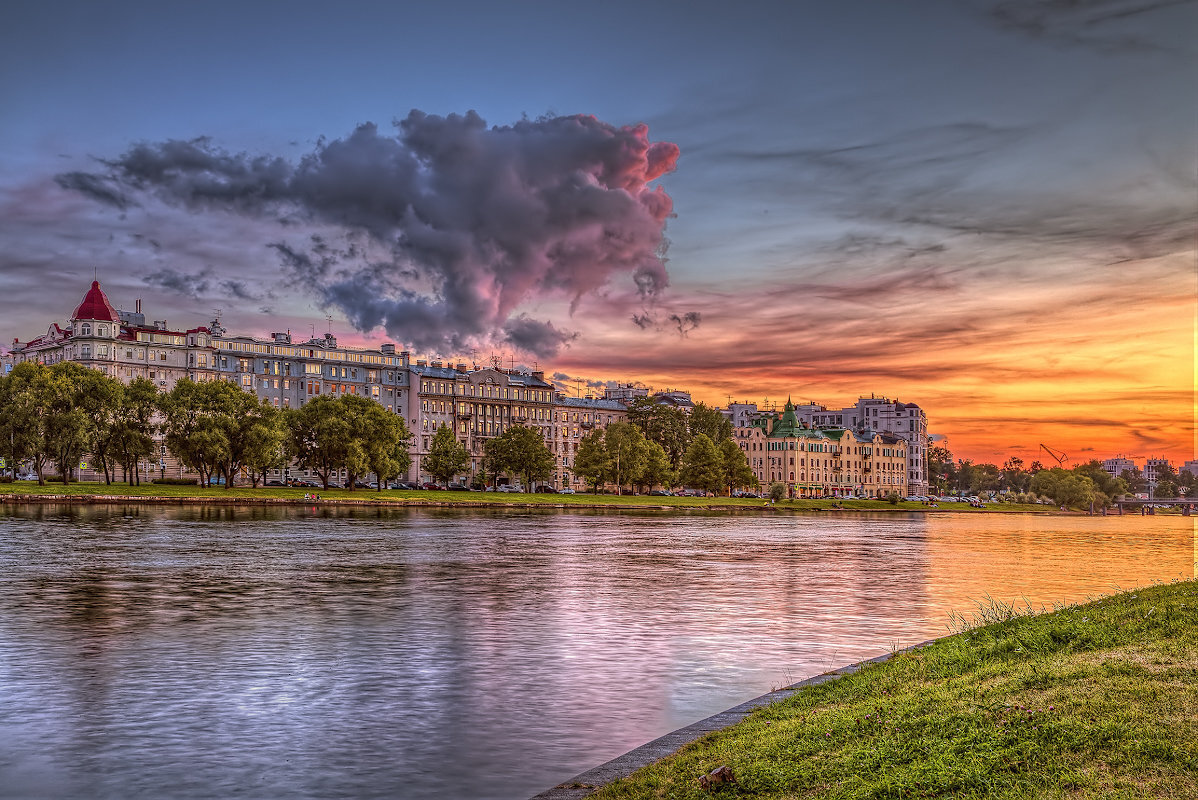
[0,505,1191,799]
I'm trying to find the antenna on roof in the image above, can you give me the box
[325,315,333,334]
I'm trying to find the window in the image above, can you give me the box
[80,324,91,336]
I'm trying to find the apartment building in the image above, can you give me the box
[551,395,628,490]
[725,395,928,495]
[1101,456,1136,478]
[735,400,908,498]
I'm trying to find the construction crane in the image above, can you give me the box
[1039,443,1069,468]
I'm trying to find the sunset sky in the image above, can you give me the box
[1,0,1194,466]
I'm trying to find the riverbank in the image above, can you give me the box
[0,482,1065,513]
[560,579,1197,799]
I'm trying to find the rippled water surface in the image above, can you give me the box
[0,505,1191,799]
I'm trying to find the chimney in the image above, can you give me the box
[533,370,544,381]
[136,299,141,313]
[380,343,395,355]
[431,359,443,368]
[416,359,427,367]
[456,362,466,372]
[153,320,167,330]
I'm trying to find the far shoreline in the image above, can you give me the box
[0,483,1104,515]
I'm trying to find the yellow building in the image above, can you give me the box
[736,399,908,498]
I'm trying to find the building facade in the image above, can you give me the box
[736,400,908,498]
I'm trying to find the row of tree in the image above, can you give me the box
[927,444,1194,508]
[0,362,415,490]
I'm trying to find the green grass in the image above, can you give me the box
[0,481,1053,513]
[593,580,1198,799]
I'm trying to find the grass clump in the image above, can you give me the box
[594,580,1198,799]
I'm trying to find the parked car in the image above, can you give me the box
[390,481,418,490]
[265,480,286,487]
[648,489,672,496]
[496,485,521,493]
[558,487,576,494]
[354,480,374,489]
[534,485,558,493]
[446,484,469,491]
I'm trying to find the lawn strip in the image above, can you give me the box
[586,580,1198,799]
[0,483,1058,514]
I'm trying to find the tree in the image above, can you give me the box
[160,379,224,485]
[573,429,611,492]
[288,395,353,489]
[483,424,554,491]
[240,402,288,488]
[1072,460,1126,505]
[626,397,690,468]
[359,403,412,491]
[43,362,94,484]
[0,362,56,484]
[111,377,159,485]
[602,422,650,494]
[927,444,955,495]
[1030,468,1096,509]
[689,402,732,444]
[424,425,470,487]
[75,368,124,484]
[679,433,724,495]
[1120,466,1146,494]
[718,437,757,496]
[638,440,676,491]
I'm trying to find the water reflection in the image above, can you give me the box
[0,506,1190,799]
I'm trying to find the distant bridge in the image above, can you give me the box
[1112,497,1195,514]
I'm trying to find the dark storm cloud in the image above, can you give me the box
[669,311,701,336]
[219,280,258,302]
[54,171,131,210]
[503,315,577,355]
[719,119,1195,268]
[982,0,1196,53]
[144,267,212,298]
[62,111,679,358]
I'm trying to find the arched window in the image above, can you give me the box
[80,323,91,336]
[98,326,108,337]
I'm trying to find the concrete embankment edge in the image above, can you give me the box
[530,639,938,800]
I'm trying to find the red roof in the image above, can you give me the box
[72,280,120,322]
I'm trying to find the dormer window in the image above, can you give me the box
[80,323,92,336]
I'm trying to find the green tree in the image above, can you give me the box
[1030,468,1096,509]
[573,429,611,492]
[602,422,650,494]
[626,397,690,467]
[718,437,757,496]
[111,377,159,485]
[423,425,470,487]
[0,362,56,483]
[483,424,553,491]
[689,402,732,444]
[240,402,288,488]
[287,394,353,489]
[1120,466,1146,494]
[768,481,786,502]
[75,368,124,484]
[43,362,94,484]
[927,444,955,495]
[638,440,676,491]
[1072,460,1127,505]
[359,402,412,491]
[679,433,724,495]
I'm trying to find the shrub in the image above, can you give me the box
[768,482,786,502]
[887,491,900,505]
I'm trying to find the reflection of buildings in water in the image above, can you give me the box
[922,515,1196,620]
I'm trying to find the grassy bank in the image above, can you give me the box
[594,580,1198,799]
[0,482,1055,513]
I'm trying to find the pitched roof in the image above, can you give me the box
[72,281,120,322]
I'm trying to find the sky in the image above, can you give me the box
[1,0,1194,467]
